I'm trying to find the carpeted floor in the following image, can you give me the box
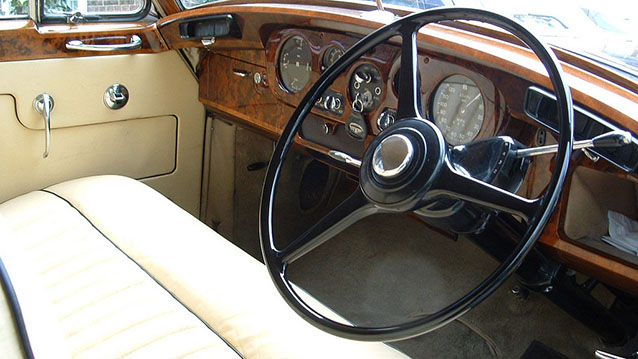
[219,127,608,359]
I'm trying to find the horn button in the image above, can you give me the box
[360,118,446,210]
[372,134,414,179]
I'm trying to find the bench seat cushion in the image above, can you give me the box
[0,175,406,359]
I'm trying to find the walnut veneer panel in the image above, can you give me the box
[0,20,165,62]
[159,4,638,134]
[199,52,289,136]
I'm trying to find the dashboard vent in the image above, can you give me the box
[525,86,638,172]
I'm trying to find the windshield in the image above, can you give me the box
[178,0,638,74]
[374,0,638,74]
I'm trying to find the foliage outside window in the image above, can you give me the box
[0,0,28,17]
[42,0,144,16]
[1,0,145,18]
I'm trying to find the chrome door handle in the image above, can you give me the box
[65,35,142,52]
[232,68,251,77]
[33,93,54,158]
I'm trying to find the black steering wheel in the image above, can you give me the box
[260,7,573,342]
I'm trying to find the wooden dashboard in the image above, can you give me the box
[156,4,638,295]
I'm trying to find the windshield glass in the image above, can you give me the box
[178,0,637,74]
[373,0,638,73]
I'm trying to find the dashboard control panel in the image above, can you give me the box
[315,89,345,116]
[349,63,383,113]
[266,28,500,152]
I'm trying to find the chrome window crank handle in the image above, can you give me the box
[33,93,54,158]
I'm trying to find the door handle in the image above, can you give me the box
[33,93,54,158]
[65,35,142,52]
[232,68,251,78]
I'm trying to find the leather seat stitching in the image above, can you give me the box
[59,279,146,320]
[46,256,115,288]
[66,295,150,338]
[37,246,96,276]
[176,343,218,359]
[73,309,177,355]
[119,325,200,358]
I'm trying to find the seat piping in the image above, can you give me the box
[39,189,245,359]
[0,256,35,359]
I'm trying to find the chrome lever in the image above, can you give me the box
[33,93,54,158]
[515,130,633,158]
[328,150,362,168]
[595,350,635,359]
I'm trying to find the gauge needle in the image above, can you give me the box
[460,93,481,114]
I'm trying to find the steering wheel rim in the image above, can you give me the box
[260,7,573,342]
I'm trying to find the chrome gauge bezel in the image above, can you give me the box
[430,74,486,146]
[321,44,345,72]
[278,35,313,94]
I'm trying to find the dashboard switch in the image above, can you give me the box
[314,89,344,116]
[377,108,397,131]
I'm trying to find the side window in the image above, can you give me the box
[0,0,28,17]
[41,0,148,23]
[180,0,211,9]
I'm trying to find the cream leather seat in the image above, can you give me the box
[0,175,406,359]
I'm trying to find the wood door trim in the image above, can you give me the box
[0,20,167,62]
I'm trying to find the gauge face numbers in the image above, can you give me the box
[279,36,313,93]
[432,74,485,145]
[321,45,344,70]
[349,64,383,113]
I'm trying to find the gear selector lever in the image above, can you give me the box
[514,130,632,158]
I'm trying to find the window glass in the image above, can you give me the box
[43,0,145,17]
[181,0,213,9]
[0,0,28,18]
[366,0,638,73]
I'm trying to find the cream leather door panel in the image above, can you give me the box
[0,51,204,214]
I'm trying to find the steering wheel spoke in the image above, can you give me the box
[396,24,422,120]
[432,158,540,221]
[279,187,378,264]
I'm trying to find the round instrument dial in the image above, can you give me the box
[279,36,312,93]
[432,74,485,145]
[349,63,383,113]
[321,45,344,70]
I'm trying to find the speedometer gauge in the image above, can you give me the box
[432,74,485,145]
[279,36,312,93]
